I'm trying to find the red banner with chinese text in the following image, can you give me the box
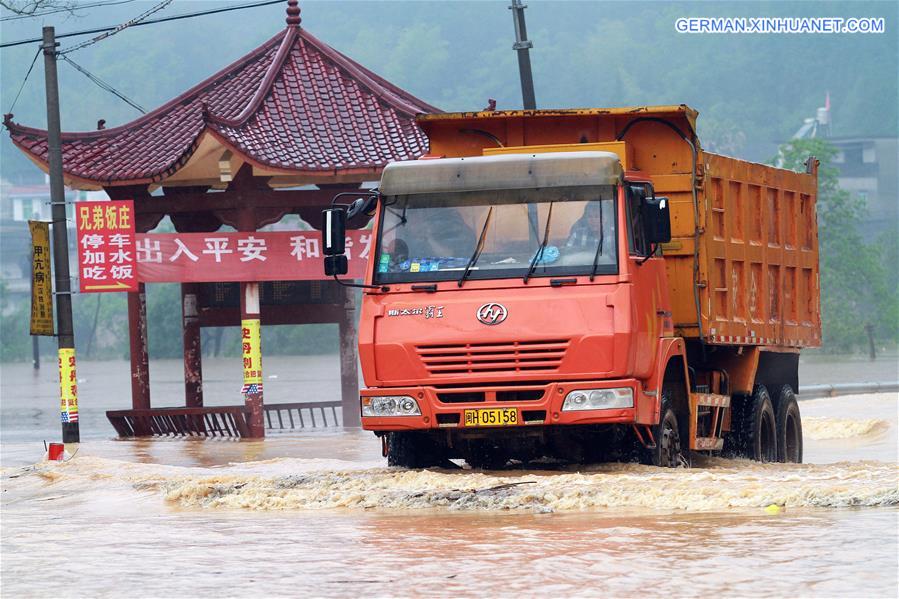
[76,200,138,293]
[135,230,371,283]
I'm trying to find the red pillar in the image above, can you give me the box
[181,283,203,407]
[338,286,361,427]
[240,282,265,438]
[128,283,150,421]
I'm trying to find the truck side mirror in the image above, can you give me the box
[324,254,348,276]
[642,196,671,244]
[322,208,346,255]
[347,194,378,219]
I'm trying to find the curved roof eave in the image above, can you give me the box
[5,30,287,143]
[4,22,436,188]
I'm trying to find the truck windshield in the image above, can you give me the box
[373,185,617,284]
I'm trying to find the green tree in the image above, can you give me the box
[776,139,896,352]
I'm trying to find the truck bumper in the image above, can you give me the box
[360,379,644,431]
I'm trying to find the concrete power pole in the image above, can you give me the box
[42,26,79,444]
[509,0,536,110]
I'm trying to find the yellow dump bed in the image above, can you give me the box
[417,106,821,348]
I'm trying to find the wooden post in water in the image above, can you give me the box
[181,283,203,407]
[128,283,151,417]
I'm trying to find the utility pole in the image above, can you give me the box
[509,0,536,110]
[43,26,79,444]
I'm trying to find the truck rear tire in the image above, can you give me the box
[773,385,803,463]
[387,432,445,469]
[738,385,778,463]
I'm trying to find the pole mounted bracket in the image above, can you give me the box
[508,0,536,109]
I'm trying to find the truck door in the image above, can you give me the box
[625,182,668,380]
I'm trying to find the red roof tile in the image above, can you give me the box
[4,18,438,187]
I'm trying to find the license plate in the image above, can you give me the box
[463,408,519,427]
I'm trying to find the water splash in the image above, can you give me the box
[803,417,889,440]
[159,461,898,512]
[17,455,895,514]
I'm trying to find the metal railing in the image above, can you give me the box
[107,400,344,438]
[264,401,342,430]
[107,405,252,437]
[798,381,899,400]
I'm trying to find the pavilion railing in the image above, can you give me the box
[264,401,343,430]
[106,400,343,438]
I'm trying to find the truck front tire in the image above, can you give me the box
[464,443,510,470]
[644,388,685,468]
[387,432,446,468]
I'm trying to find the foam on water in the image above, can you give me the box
[161,461,899,512]
[802,416,889,439]
[11,454,897,514]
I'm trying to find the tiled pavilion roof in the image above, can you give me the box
[4,1,438,188]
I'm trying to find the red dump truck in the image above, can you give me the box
[322,106,821,468]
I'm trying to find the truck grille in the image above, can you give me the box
[416,339,569,375]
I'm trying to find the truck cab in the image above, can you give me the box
[328,151,680,467]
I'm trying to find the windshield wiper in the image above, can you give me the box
[524,202,554,283]
[458,207,494,287]
[589,201,605,281]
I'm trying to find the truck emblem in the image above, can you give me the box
[477,303,507,325]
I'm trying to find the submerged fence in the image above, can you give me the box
[107,400,342,438]
[798,381,899,400]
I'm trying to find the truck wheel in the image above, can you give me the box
[644,390,684,468]
[387,432,444,468]
[774,385,803,463]
[464,442,509,470]
[741,385,777,463]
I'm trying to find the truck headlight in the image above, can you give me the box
[562,388,633,411]
[362,395,421,417]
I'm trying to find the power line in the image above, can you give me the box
[0,0,137,22]
[60,0,173,54]
[60,54,146,114]
[0,0,284,49]
[6,46,40,114]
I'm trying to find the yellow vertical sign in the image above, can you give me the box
[58,348,79,423]
[241,319,263,394]
[29,221,54,336]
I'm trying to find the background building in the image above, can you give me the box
[830,136,898,238]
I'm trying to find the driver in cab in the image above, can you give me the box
[566,201,613,255]
[384,207,475,271]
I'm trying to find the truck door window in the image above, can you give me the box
[626,184,651,256]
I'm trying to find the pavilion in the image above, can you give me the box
[4,0,438,437]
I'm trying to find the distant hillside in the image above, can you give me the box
[2,0,896,180]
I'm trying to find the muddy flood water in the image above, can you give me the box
[1,355,897,597]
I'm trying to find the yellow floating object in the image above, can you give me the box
[764,504,782,514]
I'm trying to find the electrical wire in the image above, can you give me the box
[59,0,173,54]
[1,0,285,48]
[6,46,40,114]
[60,54,146,113]
[0,0,137,22]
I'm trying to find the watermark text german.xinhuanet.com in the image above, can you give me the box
[675,17,885,34]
